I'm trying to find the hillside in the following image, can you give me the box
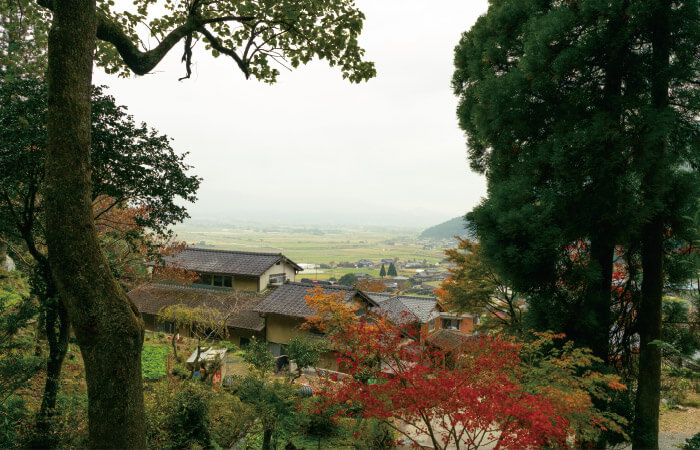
[419,216,472,240]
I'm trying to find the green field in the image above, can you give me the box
[141,345,169,380]
[172,224,449,267]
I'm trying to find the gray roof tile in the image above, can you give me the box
[370,293,438,324]
[160,248,301,277]
[255,281,376,318]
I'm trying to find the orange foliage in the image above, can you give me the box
[355,278,385,293]
[302,286,358,334]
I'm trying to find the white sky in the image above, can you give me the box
[93,0,490,228]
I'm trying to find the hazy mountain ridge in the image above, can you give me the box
[419,216,473,240]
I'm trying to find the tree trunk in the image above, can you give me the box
[633,217,664,449]
[262,428,272,450]
[171,329,178,360]
[632,1,670,447]
[586,237,614,363]
[37,294,69,436]
[45,1,146,447]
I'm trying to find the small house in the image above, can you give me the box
[157,248,302,292]
[254,281,378,358]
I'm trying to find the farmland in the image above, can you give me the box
[172,222,451,268]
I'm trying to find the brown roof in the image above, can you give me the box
[128,283,265,331]
[254,281,378,319]
[425,329,470,351]
[158,248,302,277]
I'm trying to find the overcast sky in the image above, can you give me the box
[93,0,490,228]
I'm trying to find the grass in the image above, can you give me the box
[142,345,170,380]
[660,391,700,435]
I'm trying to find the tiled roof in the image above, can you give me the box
[425,329,471,351]
[369,293,438,324]
[254,281,377,319]
[159,248,302,277]
[128,283,265,331]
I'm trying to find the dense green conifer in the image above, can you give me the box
[454,1,698,447]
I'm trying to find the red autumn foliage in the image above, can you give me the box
[93,195,197,288]
[312,316,569,449]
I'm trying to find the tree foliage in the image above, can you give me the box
[303,285,358,335]
[436,238,522,333]
[337,272,358,287]
[453,1,699,445]
[32,0,375,443]
[158,303,229,373]
[286,335,325,381]
[0,70,199,429]
[312,315,627,449]
[356,278,385,293]
[0,269,42,407]
[387,262,397,277]
[242,336,275,376]
[93,0,376,83]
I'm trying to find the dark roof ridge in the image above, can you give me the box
[284,280,355,290]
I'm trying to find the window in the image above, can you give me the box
[194,273,232,288]
[472,316,479,325]
[428,319,435,331]
[441,318,461,331]
[269,273,286,284]
[196,274,212,285]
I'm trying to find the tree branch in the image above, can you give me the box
[197,26,248,77]
[96,13,199,76]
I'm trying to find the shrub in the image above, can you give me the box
[144,382,174,448]
[661,368,694,408]
[0,396,29,448]
[684,433,700,450]
[167,382,212,449]
[219,340,238,352]
[208,391,255,447]
[243,337,274,375]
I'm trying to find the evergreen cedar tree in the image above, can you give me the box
[387,262,397,277]
[0,73,199,436]
[379,263,386,277]
[453,1,698,447]
[34,0,375,446]
[303,287,628,448]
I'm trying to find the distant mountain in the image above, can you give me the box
[419,216,473,240]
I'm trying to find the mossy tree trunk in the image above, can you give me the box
[44,1,146,447]
[633,1,670,447]
[37,280,69,434]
